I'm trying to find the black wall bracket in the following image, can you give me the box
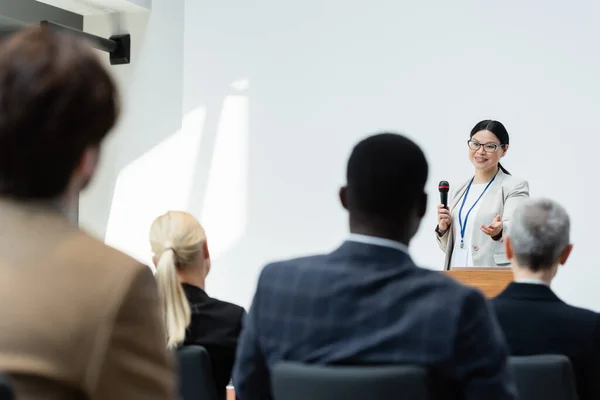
[40,20,131,65]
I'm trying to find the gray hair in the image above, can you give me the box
[508,198,570,271]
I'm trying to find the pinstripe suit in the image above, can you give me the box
[233,237,517,400]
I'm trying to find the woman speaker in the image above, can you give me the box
[436,120,530,270]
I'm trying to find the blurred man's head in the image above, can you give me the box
[506,198,573,282]
[0,26,119,208]
[339,133,428,245]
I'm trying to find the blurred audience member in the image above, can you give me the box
[150,211,245,399]
[492,198,600,400]
[233,133,517,400]
[0,26,174,399]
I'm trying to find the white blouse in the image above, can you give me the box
[450,183,487,268]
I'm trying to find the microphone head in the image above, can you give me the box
[438,180,450,193]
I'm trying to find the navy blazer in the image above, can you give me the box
[233,240,516,400]
[492,282,600,400]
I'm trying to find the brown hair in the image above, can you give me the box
[0,26,119,199]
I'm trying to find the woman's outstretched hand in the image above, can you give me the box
[481,216,502,238]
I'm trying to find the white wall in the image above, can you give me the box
[80,0,600,311]
[79,2,184,245]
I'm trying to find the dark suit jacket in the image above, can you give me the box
[492,282,600,400]
[182,284,245,398]
[233,240,517,400]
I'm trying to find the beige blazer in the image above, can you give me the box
[436,169,530,270]
[0,199,175,399]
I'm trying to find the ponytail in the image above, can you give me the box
[498,162,511,176]
[155,248,191,348]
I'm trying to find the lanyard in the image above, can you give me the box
[458,174,497,248]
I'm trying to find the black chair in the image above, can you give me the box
[272,362,436,400]
[510,355,579,400]
[177,345,220,400]
[0,373,13,400]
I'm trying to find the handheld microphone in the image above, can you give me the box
[438,181,449,209]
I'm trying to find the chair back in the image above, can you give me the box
[510,355,579,400]
[0,374,13,400]
[177,345,220,400]
[272,362,436,400]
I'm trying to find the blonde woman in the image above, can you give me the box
[150,211,245,398]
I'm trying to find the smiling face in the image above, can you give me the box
[469,129,508,172]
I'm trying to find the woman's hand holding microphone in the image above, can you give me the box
[437,204,451,235]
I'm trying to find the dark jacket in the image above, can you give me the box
[182,284,245,398]
[233,240,517,400]
[492,282,600,400]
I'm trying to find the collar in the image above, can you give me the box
[496,282,563,303]
[347,233,409,254]
[181,283,209,302]
[515,278,549,286]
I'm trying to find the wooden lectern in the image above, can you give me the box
[443,267,513,298]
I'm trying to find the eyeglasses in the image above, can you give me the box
[467,140,504,153]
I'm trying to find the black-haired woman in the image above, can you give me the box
[436,120,530,270]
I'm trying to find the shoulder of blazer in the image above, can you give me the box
[75,230,146,270]
[448,179,471,212]
[497,171,529,198]
[64,230,151,301]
